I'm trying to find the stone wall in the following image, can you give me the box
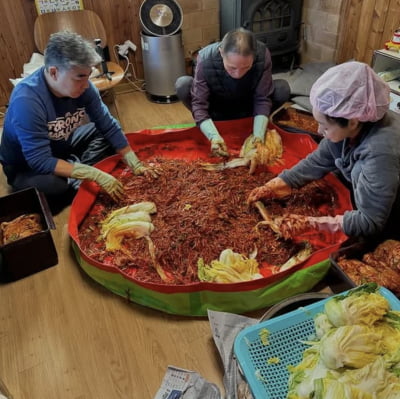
[179,0,220,59]
[301,0,343,64]
[178,0,342,65]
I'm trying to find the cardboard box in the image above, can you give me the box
[0,188,58,282]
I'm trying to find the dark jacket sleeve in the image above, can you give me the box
[253,50,273,116]
[342,123,400,236]
[84,82,129,150]
[190,56,212,124]
[279,138,339,188]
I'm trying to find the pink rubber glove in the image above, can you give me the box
[268,214,344,240]
[247,177,292,204]
[307,215,344,232]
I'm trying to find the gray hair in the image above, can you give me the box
[220,27,257,57]
[44,31,102,71]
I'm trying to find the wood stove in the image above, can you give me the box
[220,0,303,70]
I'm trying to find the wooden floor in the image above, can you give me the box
[109,83,194,132]
[0,82,337,399]
[0,86,230,399]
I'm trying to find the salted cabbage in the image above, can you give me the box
[324,284,389,327]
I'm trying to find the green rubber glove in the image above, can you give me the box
[252,115,269,142]
[123,150,159,178]
[71,163,124,201]
[200,119,229,157]
[240,115,269,159]
[240,115,268,161]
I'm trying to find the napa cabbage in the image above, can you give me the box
[103,201,157,224]
[197,249,262,283]
[377,381,400,398]
[313,378,373,399]
[324,283,389,327]
[319,325,383,369]
[100,202,157,251]
[287,346,337,399]
[314,313,334,339]
[285,286,400,399]
[338,357,398,393]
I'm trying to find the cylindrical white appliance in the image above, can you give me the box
[141,31,185,103]
[140,0,185,103]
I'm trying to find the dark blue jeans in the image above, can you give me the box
[3,123,114,212]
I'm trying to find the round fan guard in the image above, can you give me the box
[140,0,183,37]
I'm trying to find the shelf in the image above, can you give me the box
[373,49,400,95]
[375,49,400,60]
[387,79,400,95]
[372,50,400,112]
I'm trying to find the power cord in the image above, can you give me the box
[113,45,145,93]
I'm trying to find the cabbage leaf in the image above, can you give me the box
[324,283,389,327]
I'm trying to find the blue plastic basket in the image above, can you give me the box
[233,287,400,399]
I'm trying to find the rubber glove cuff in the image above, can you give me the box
[71,163,103,181]
[247,177,291,203]
[252,115,269,142]
[123,150,144,175]
[308,215,344,232]
[200,119,223,142]
[71,163,124,201]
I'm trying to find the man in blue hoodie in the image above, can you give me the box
[0,31,156,211]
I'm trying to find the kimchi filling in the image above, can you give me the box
[78,159,338,285]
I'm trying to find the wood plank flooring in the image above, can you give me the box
[0,82,336,399]
[0,86,227,399]
[112,86,194,132]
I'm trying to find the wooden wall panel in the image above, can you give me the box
[367,0,390,62]
[1,0,400,107]
[355,0,386,62]
[382,0,400,47]
[336,0,400,65]
[84,0,144,76]
[0,0,144,107]
[0,0,37,107]
[355,0,376,60]
[335,0,363,64]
